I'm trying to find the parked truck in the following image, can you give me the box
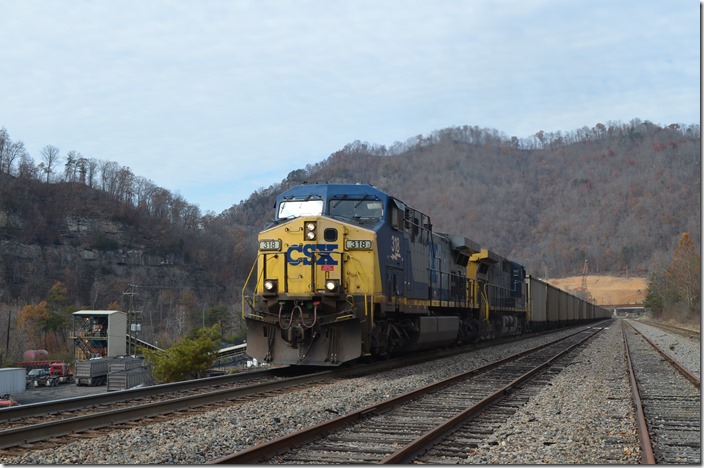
[75,358,114,386]
[14,360,74,384]
[49,362,74,384]
[0,368,27,397]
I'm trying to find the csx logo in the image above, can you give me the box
[286,244,339,266]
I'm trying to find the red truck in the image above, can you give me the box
[49,362,74,384]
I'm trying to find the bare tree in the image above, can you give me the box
[133,175,154,204]
[115,166,135,203]
[99,160,120,195]
[16,152,37,179]
[2,140,28,176]
[85,157,99,188]
[0,127,9,174]
[39,145,61,183]
[0,128,30,176]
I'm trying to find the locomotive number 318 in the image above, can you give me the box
[345,239,372,250]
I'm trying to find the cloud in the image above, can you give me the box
[0,0,698,212]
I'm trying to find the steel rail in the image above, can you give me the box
[622,323,656,465]
[2,323,601,424]
[0,328,580,451]
[379,326,603,464]
[625,321,700,387]
[0,370,334,450]
[638,320,700,339]
[208,326,607,464]
[0,368,277,423]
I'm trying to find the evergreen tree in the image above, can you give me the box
[143,324,222,383]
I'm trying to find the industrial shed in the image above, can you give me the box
[72,310,127,360]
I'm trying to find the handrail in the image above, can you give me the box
[241,255,261,319]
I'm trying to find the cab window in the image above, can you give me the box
[278,200,324,219]
[329,199,383,220]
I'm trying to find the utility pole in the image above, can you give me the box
[5,307,12,365]
[580,259,595,303]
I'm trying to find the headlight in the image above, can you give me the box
[305,222,316,240]
[263,279,278,295]
[324,279,340,294]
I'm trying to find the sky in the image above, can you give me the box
[0,0,699,214]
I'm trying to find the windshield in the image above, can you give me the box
[330,199,383,219]
[278,200,324,220]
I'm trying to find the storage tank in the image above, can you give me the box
[22,350,49,361]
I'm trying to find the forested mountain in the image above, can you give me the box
[0,119,699,358]
[228,119,700,277]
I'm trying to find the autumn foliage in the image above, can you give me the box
[645,232,701,322]
[16,282,75,354]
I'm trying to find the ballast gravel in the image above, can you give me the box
[628,320,700,379]
[2,319,698,464]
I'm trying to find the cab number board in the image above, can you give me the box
[259,239,282,251]
[345,239,372,250]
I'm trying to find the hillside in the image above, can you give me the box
[0,119,699,358]
[546,275,647,306]
[228,120,700,277]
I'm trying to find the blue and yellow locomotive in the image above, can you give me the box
[242,183,527,366]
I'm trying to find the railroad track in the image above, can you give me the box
[0,327,552,428]
[209,326,606,464]
[0,369,336,454]
[0,327,584,455]
[637,319,700,341]
[0,367,303,426]
[623,321,701,464]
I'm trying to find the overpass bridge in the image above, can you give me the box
[603,304,645,317]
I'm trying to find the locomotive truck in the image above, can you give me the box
[242,183,609,366]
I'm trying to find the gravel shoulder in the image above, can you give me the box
[464,320,640,464]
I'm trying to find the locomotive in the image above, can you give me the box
[242,183,605,366]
